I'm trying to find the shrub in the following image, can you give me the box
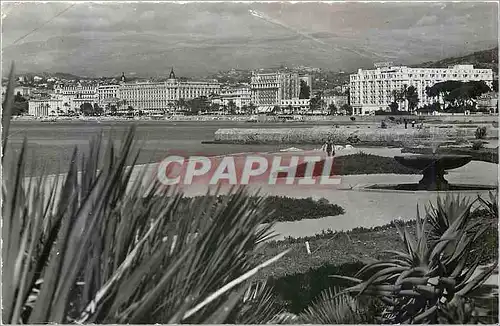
[171,196,345,223]
[350,116,356,121]
[475,126,487,139]
[472,141,484,150]
[266,262,364,313]
[346,134,360,143]
[380,121,387,129]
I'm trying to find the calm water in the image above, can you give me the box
[6,120,326,176]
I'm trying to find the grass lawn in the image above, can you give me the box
[253,221,415,281]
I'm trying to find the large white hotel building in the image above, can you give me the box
[349,64,494,115]
[119,70,220,114]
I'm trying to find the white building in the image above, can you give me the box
[280,99,310,112]
[97,84,121,107]
[324,95,348,108]
[251,72,305,111]
[219,85,251,109]
[118,70,220,115]
[349,64,494,115]
[53,83,97,112]
[28,99,65,116]
[14,86,33,98]
[54,83,97,100]
[477,92,498,112]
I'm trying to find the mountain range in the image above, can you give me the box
[14,47,498,84]
[2,2,497,78]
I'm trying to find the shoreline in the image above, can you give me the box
[11,113,500,124]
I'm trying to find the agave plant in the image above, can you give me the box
[298,287,373,324]
[477,191,499,219]
[2,63,288,324]
[332,197,498,324]
[425,194,474,242]
[438,296,482,324]
[230,280,284,324]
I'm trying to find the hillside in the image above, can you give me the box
[416,47,498,71]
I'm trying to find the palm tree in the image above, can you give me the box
[177,98,187,112]
[404,86,420,113]
[44,103,51,116]
[227,100,237,115]
[64,102,70,115]
[167,102,175,114]
[248,103,257,115]
[117,99,128,115]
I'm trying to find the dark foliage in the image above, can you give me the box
[472,141,485,150]
[426,80,491,112]
[299,80,310,99]
[159,195,345,223]
[266,262,364,313]
[475,126,487,139]
[334,153,420,175]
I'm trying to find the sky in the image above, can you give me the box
[1,1,498,78]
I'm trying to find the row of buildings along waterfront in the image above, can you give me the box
[349,64,494,115]
[27,69,314,117]
[21,63,496,117]
[28,70,221,116]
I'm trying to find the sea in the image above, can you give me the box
[6,120,325,176]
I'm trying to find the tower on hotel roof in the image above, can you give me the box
[169,67,176,80]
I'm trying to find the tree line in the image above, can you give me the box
[388,80,496,114]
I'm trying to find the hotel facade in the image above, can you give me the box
[250,71,311,112]
[349,64,494,115]
[219,85,251,109]
[119,79,220,115]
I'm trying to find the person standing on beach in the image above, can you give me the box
[326,141,334,157]
[404,119,408,129]
[320,139,327,152]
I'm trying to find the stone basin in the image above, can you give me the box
[393,154,473,191]
[394,154,472,171]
